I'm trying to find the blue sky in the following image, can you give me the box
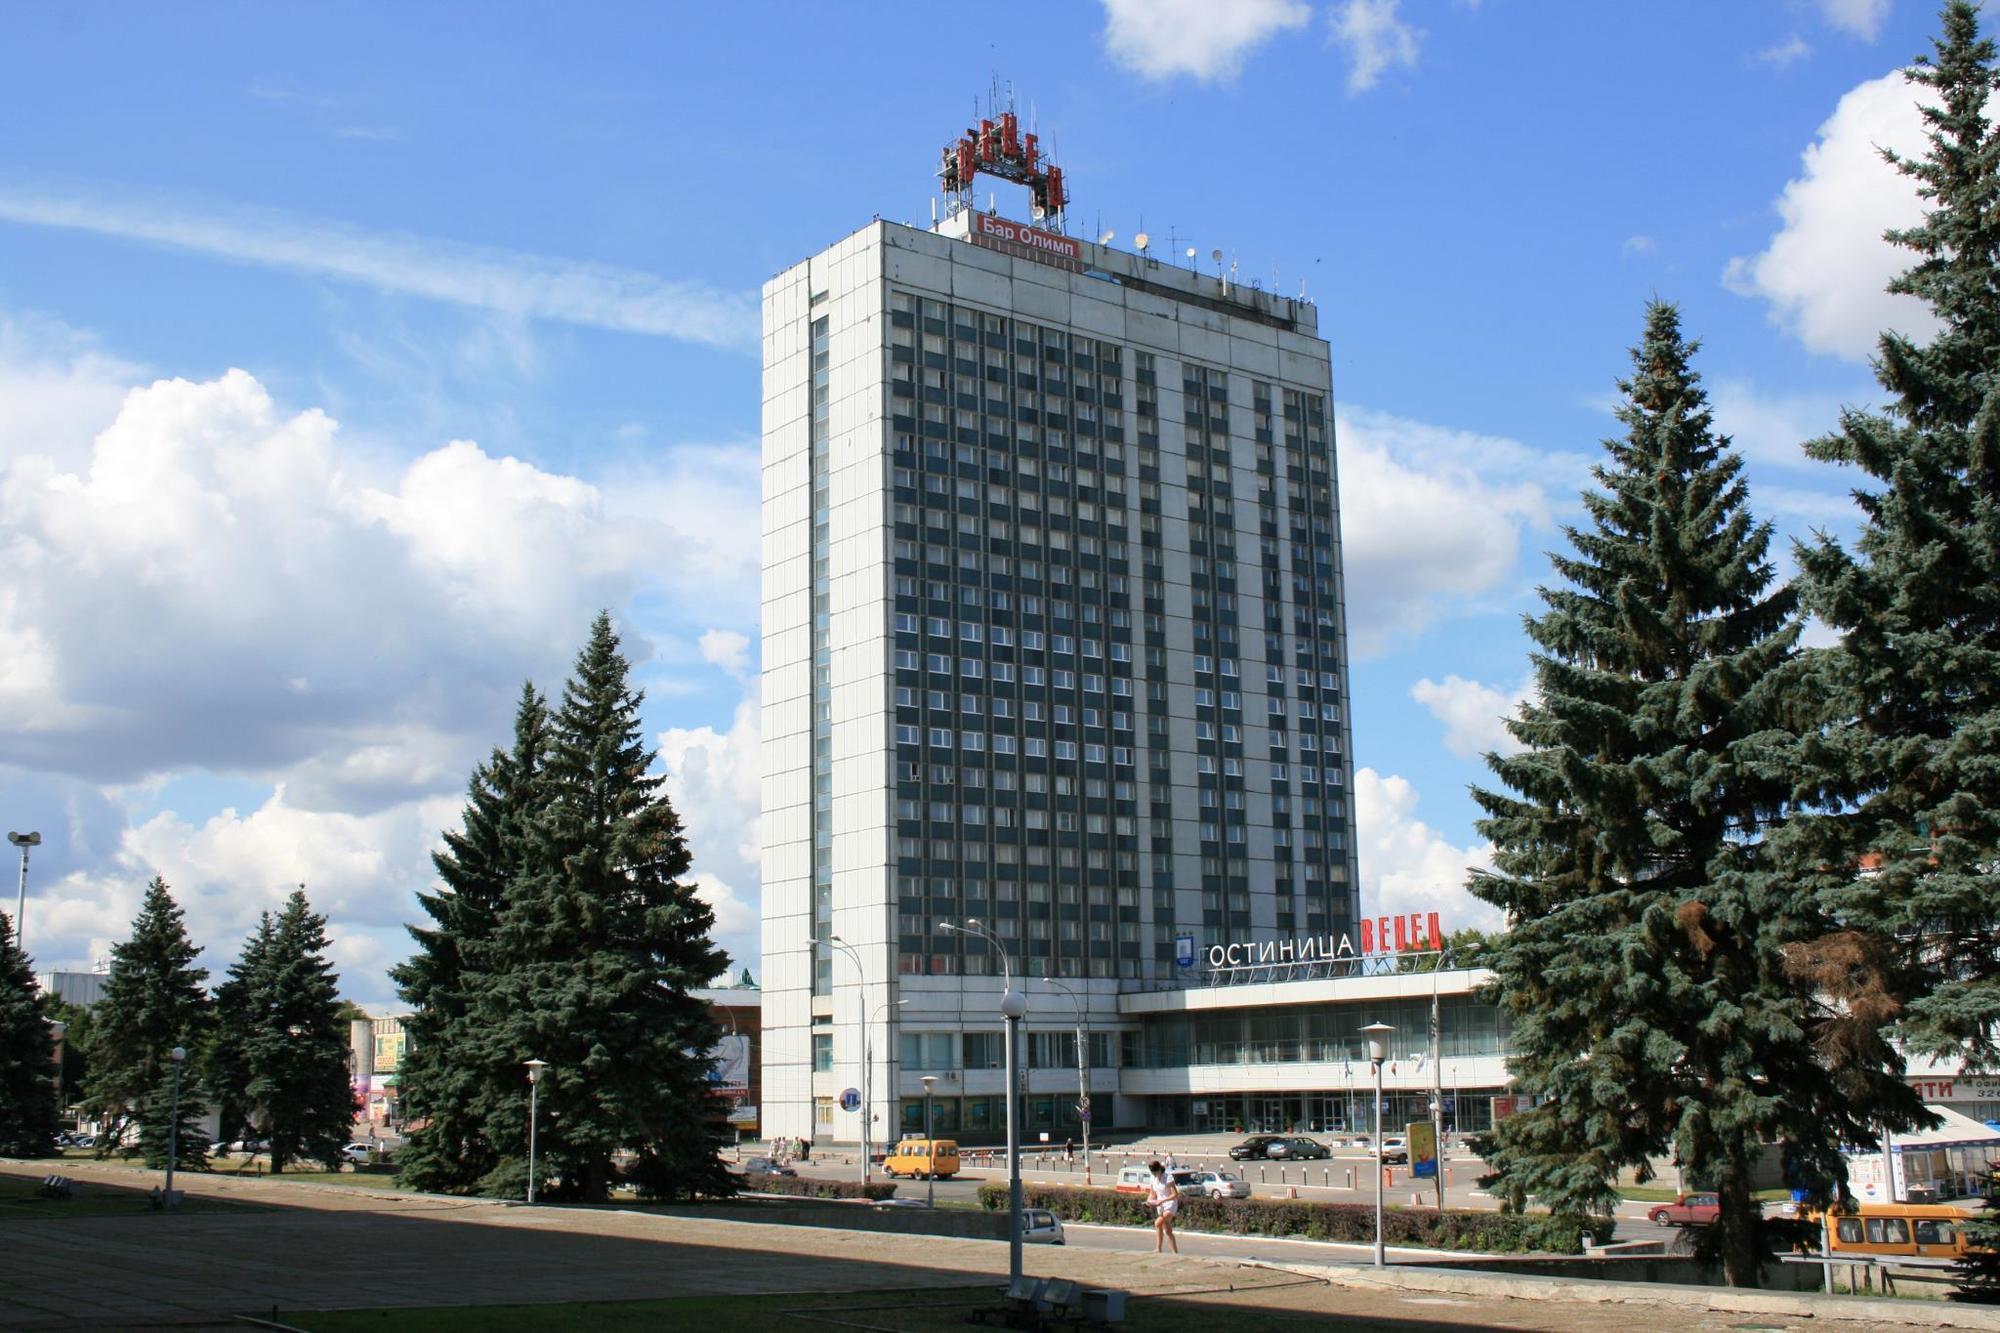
[0,0,1951,1007]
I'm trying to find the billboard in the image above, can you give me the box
[1407,1122,1438,1179]
[706,1033,751,1093]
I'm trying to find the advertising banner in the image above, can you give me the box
[705,1033,751,1093]
[1407,1121,1438,1179]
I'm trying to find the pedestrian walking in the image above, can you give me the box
[1064,1138,1074,1164]
[1145,1159,1180,1254]
[1163,1150,1176,1172]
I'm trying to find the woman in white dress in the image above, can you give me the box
[1145,1159,1180,1254]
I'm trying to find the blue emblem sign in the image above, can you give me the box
[1174,933,1196,967]
[839,1087,861,1112]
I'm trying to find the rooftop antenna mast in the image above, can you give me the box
[936,85,1069,231]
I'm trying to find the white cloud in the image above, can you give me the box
[1354,768,1502,930]
[1725,71,1937,360]
[1814,0,1890,40]
[1410,674,1532,760]
[1622,235,1656,256]
[0,184,757,350]
[1329,0,1422,94]
[698,628,753,676]
[1710,376,1879,469]
[1101,0,1310,82]
[658,695,762,979]
[1756,33,1813,68]
[1335,407,1572,654]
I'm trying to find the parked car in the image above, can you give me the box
[1022,1207,1066,1245]
[1379,1136,1410,1164]
[1268,1136,1330,1161]
[1185,1169,1251,1199]
[1649,1192,1720,1227]
[1341,1134,1372,1151]
[740,1156,796,1177]
[341,1142,377,1163]
[1228,1135,1285,1161]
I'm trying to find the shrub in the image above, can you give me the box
[974,1182,1610,1255]
[743,1172,899,1202]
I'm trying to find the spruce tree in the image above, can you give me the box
[393,682,549,1194]
[0,910,61,1157]
[83,878,210,1170]
[1784,0,2000,1079]
[473,613,733,1202]
[207,911,273,1147]
[237,891,355,1173]
[1469,304,1862,1287]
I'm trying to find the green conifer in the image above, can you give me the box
[83,878,210,1170]
[393,682,549,1193]
[1470,304,1862,1287]
[243,891,355,1172]
[0,911,61,1157]
[474,613,733,1202]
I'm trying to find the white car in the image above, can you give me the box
[342,1142,377,1163]
[1379,1137,1410,1164]
[1186,1169,1251,1199]
[1022,1207,1066,1245]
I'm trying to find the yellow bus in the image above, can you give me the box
[1808,1203,1990,1262]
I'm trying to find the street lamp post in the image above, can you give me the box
[1362,1022,1394,1268]
[1429,946,1449,1212]
[864,996,907,1183]
[163,1045,186,1209]
[1042,976,1092,1185]
[524,1058,548,1204]
[942,918,1025,1284]
[8,831,40,953]
[921,1074,937,1208]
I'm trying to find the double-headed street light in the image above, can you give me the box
[8,831,39,953]
[830,935,904,1185]
[524,1058,548,1204]
[1041,975,1092,1186]
[1361,1022,1395,1268]
[941,918,1026,1284]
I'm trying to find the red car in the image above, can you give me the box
[1649,1192,1720,1227]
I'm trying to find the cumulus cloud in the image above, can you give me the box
[1330,0,1422,94]
[1335,407,1574,654]
[698,628,753,676]
[0,183,757,350]
[1725,70,1937,360]
[1354,768,1502,930]
[1814,0,1890,40]
[0,361,756,788]
[1100,0,1310,82]
[659,694,762,978]
[1410,674,1532,760]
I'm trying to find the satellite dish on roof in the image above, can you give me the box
[1098,229,1115,245]
[1210,248,1224,264]
[1184,247,1197,259]
[1134,231,1150,251]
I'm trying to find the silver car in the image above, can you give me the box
[1187,1169,1251,1199]
[1022,1207,1066,1245]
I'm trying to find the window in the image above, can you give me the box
[815,1096,835,1126]
[1836,1218,1864,1244]
[812,1034,834,1072]
[1865,1218,1910,1244]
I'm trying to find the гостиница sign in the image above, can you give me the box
[1204,911,1444,971]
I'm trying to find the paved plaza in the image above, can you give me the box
[2,1162,1988,1330]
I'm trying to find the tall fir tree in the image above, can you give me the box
[472,613,732,1202]
[393,682,549,1194]
[1778,4,2000,1290]
[1469,304,1867,1287]
[0,910,61,1157]
[82,878,210,1170]
[237,891,355,1172]
[207,911,273,1146]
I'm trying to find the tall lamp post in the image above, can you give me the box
[830,935,903,1184]
[1042,976,1092,1185]
[163,1045,186,1208]
[1428,946,1449,1212]
[920,1074,937,1208]
[524,1058,548,1204]
[1361,1022,1394,1268]
[8,831,39,952]
[942,918,1026,1284]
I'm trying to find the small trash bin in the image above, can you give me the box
[1082,1289,1126,1323]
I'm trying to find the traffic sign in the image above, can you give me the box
[839,1087,861,1112]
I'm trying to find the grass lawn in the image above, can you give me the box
[0,1169,261,1220]
[209,1162,404,1189]
[281,1287,1291,1332]
[1618,1186,1792,1203]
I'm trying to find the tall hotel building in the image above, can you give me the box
[760,198,1377,1146]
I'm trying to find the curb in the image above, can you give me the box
[1260,1259,2000,1329]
